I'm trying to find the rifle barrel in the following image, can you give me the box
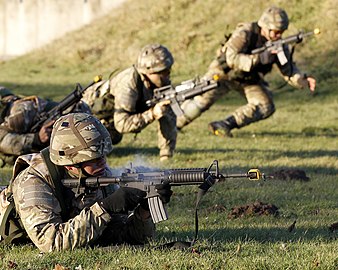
[30,76,102,132]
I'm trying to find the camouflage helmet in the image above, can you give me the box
[136,43,174,74]
[50,113,113,166]
[258,6,289,31]
[0,86,15,123]
[0,86,13,99]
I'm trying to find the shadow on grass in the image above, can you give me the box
[108,146,159,157]
[237,129,338,138]
[158,225,336,245]
[111,142,338,161]
[177,147,338,158]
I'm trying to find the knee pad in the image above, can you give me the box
[181,99,203,120]
[176,100,203,129]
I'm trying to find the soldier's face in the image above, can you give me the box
[261,27,284,41]
[81,157,108,176]
[66,157,108,177]
[147,68,171,88]
[267,29,284,41]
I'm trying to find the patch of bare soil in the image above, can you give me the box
[228,201,279,219]
[329,222,338,232]
[269,169,310,181]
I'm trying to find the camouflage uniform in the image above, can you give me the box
[10,153,154,252]
[8,113,155,252]
[110,66,176,158]
[0,88,20,166]
[177,7,311,134]
[0,94,90,167]
[0,87,17,124]
[82,44,177,159]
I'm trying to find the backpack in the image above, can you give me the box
[81,80,115,120]
[0,191,27,244]
[0,148,66,244]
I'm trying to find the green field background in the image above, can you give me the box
[0,0,337,269]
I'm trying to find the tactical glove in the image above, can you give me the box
[155,183,173,204]
[140,183,173,210]
[140,182,173,210]
[100,187,147,214]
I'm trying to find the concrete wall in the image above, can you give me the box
[0,0,125,59]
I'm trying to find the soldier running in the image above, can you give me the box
[177,6,316,137]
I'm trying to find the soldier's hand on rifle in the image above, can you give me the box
[306,76,316,92]
[139,183,173,211]
[38,120,54,143]
[155,183,173,204]
[152,100,171,120]
[100,187,147,214]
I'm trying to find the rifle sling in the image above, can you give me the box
[155,184,209,251]
[40,147,68,220]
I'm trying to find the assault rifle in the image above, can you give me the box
[62,160,264,223]
[146,77,220,116]
[251,28,320,54]
[30,75,102,133]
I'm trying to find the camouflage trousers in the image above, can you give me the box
[178,59,275,128]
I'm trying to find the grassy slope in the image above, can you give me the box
[0,0,337,269]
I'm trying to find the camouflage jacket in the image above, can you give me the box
[109,66,158,133]
[0,96,90,163]
[110,66,177,157]
[220,22,309,88]
[9,152,154,252]
[0,96,53,158]
[82,66,177,158]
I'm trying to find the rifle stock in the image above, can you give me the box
[30,75,102,132]
[146,78,220,116]
[62,160,264,223]
[251,28,320,54]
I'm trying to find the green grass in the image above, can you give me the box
[0,0,337,269]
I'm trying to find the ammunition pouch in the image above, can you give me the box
[82,80,115,119]
[0,197,29,244]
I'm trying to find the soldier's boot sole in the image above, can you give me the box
[208,122,233,138]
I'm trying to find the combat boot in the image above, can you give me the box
[208,116,238,138]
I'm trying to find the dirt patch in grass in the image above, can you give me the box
[329,222,338,232]
[269,169,310,181]
[228,201,279,219]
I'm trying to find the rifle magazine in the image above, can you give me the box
[148,196,168,223]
